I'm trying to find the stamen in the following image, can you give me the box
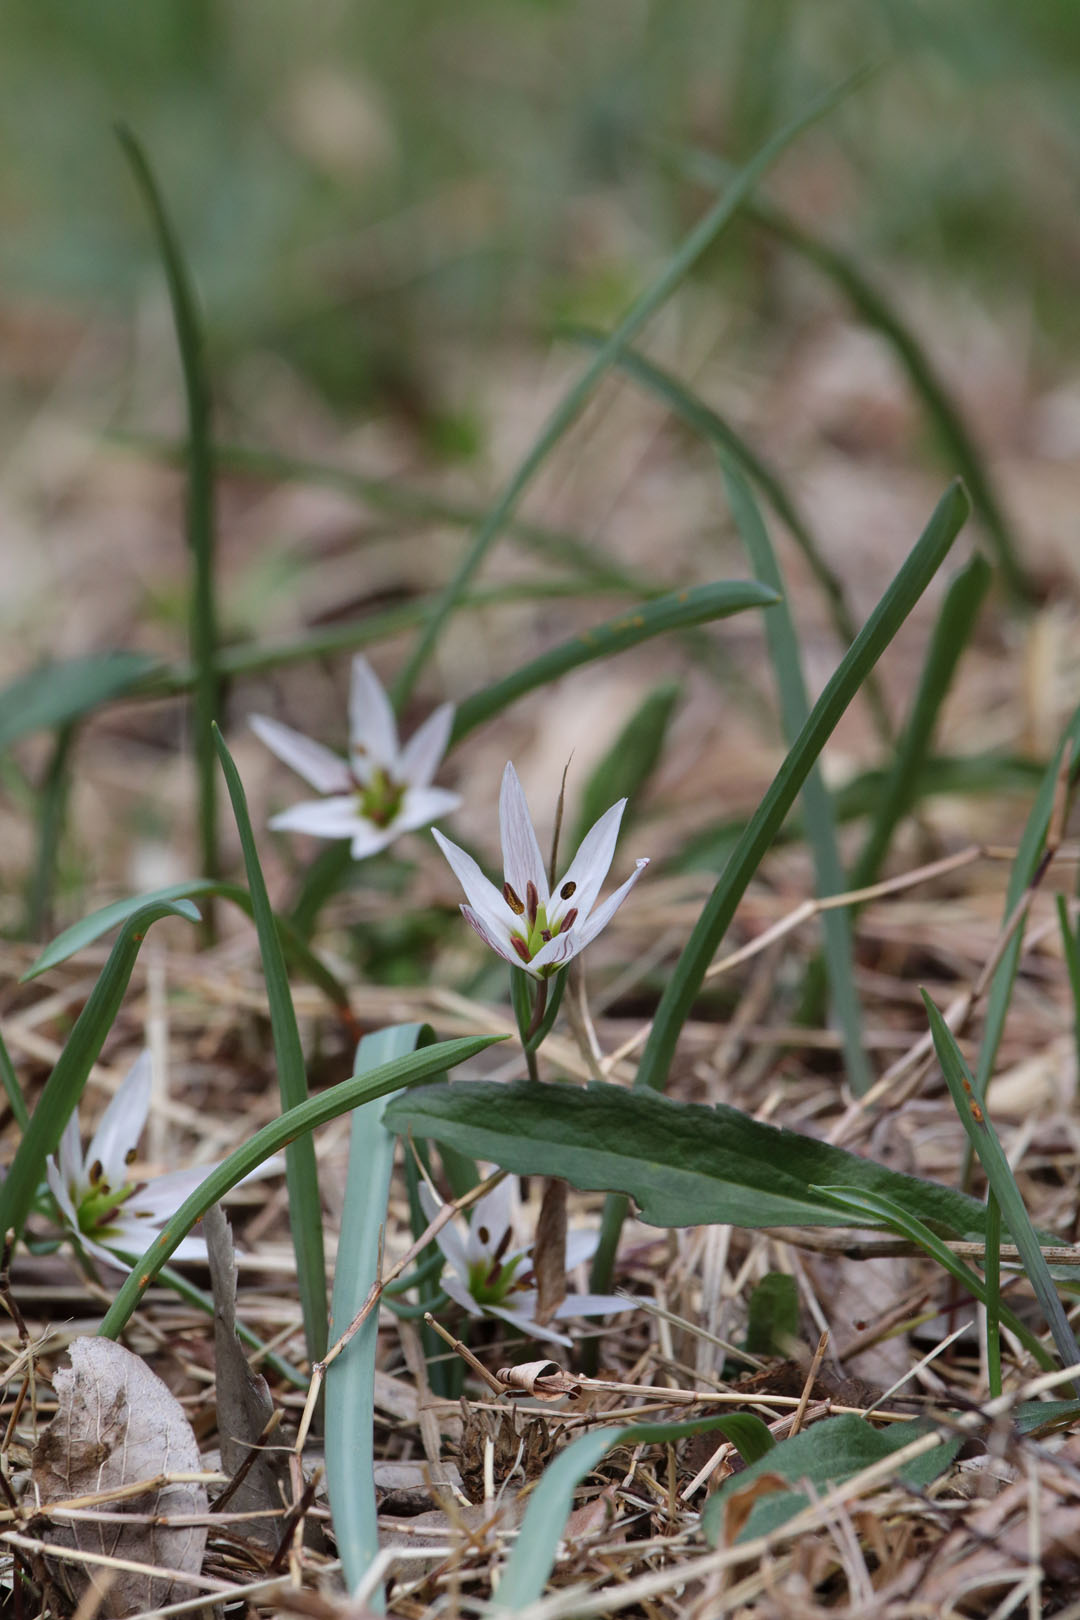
[503,883,525,916]
[511,936,532,965]
[559,908,579,934]
[526,881,538,926]
[124,1148,138,1166]
[493,1226,513,1263]
[477,1226,490,1245]
[560,880,576,900]
[89,1160,104,1187]
[540,929,551,942]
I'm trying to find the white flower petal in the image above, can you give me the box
[395,786,463,835]
[499,763,550,906]
[487,1302,572,1347]
[269,796,365,837]
[397,702,454,788]
[72,1230,135,1273]
[349,824,399,861]
[87,1052,153,1194]
[419,1183,470,1281]
[527,931,578,974]
[349,656,399,776]
[55,1111,85,1192]
[122,1166,212,1218]
[552,1292,631,1319]
[461,906,523,968]
[440,1272,486,1317]
[249,715,352,794]
[550,800,625,930]
[432,830,518,940]
[46,1156,81,1230]
[577,859,649,948]
[464,1178,515,1267]
[564,1227,600,1271]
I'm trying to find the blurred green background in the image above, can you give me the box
[5,0,1080,436]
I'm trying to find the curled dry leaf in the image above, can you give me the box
[497,1360,582,1400]
[31,1338,208,1618]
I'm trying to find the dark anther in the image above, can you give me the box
[540,929,552,942]
[477,1226,490,1244]
[560,880,576,900]
[512,936,532,964]
[89,1160,104,1186]
[559,908,579,934]
[526,880,539,926]
[503,883,525,915]
[493,1226,513,1263]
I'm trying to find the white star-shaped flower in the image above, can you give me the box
[250,655,462,860]
[432,762,648,979]
[46,1052,273,1272]
[419,1176,628,1347]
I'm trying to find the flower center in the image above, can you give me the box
[76,1180,134,1236]
[467,1251,527,1306]
[504,880,579,974]
[357,766,406,828]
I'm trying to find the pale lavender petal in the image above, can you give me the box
[269,796,365,837]
[55,1111,84,1192]
[398,703,455,788]
[527,931,578,974]
[395,786,463,835]
[46,1156,81,1230]
[87,1052,153,1193]
[123,1165,213,1218]
[442,1272,484,1317]
[549,800,625,931]
[577,859,649,948]
[249,715,352,794]
[553,1292,631,1319]
[564,1227,600,1271]
[349,824,399,861]
[99,1217,208,1266]
[349,656,399,776]
[432,829,518,940]
[461,906,522,968]
[487,1302,572,1348]
[419,1183,469,1280]
[499,763,549,906]
[72,1229,135,1273]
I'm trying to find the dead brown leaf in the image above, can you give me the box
[31,1337,208,1617]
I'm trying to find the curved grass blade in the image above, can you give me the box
[117,124,221,910]
[97,1033,497,1338]
[0,1024,29,1134]
[0,900,201,1241]
[852,554,991,890]
[393,71,871,709]
[922,989,1080,1383]
[812,1184,1052,1370]
[721,460,870,1095]
[326,1023,431,1603]
[215,725,328,1363]
[572,329,892,743]
[494,1412,772,1611]
[24,878,350,1015]
[25,720,76,939]
[449,580,778,745]
[590,481,970,1292]
[0,652,161,752]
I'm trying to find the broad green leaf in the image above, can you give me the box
[923,991,1080,1381]
[0,901,201,1241]
[215,725,327,1363]
[384,1080,993,1237]
[701,1414,959,1545]
[118,124,221,903]
[23,878,350,1014]
[0,652,161,752]
[495,1413,772,1611]
[449,581,778,746]
[97,1033,498,1339]
[327,1024,432,1604]
[574,681,681,846]
[393,71,870,708]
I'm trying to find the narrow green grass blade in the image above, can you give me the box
[0,900,201,1241]
[24,878,350,1014]
[117,125,221,913]
[0,1024,29,1134]
[24,721,76,940]
[922,989,1080,1381]
[214,725,327,1364]
[0,652,161,752]
[326,1023,430,1603]
[985,1191,1003,1397]
[1056,895,1080,1093]
[676,149,1035,605]
[852,555,991,889]
[813,1184,1052,1370]
[449,580,777,745]
[96,1033,497,1339]
[494,1413,772,1612]
[392,71,870,709]
[974,704,1080,1100]
[574,682,681,847]
[573,330,892,744]
[591,481,969,1294]
[721,460,870,1096]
